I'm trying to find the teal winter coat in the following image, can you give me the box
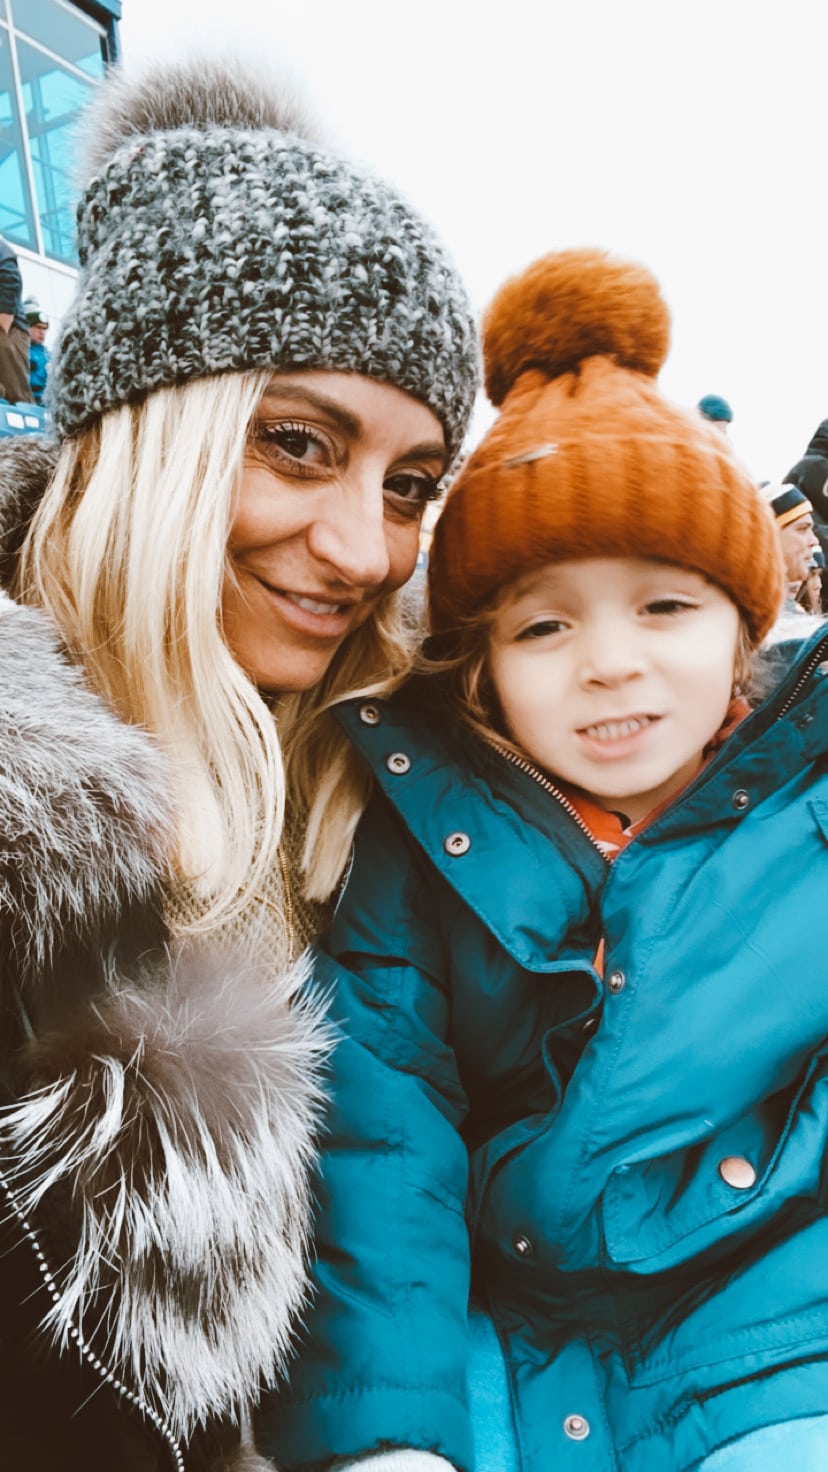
[258,630,828,1472]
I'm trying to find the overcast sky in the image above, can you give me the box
[119,0,826,481]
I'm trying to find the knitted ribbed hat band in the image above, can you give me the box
[50,60,480,461]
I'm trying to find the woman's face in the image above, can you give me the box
[224,372,446,693]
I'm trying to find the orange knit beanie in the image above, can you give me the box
[428,248,785,644]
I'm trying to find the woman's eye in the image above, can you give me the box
[384,472,441,512]
[516,618,567,640]
[253,421,331,473]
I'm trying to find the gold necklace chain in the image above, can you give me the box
[253,845,297,962]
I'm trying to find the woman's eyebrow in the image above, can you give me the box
[258,384,362,436]
[258,385,447,467]
[404,440,448,466]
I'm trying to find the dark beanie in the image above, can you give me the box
[805,420,828,459]
[785,454,828,514]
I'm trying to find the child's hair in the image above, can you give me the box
[17,370,413,922]
[425,590,760,760]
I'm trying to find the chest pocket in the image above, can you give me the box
[602,1042,828,1272]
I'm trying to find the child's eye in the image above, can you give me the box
[643,598,698,616]
[516,618,567,640]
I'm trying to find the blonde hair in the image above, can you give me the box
[280,597,416,901]
[17,371,410,924]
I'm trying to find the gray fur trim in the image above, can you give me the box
[0,589,170,992]
[0,945,329,1441]
[80,55,325,182]
[0,435,57,590]
[50,58,480,461]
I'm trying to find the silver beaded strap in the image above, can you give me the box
[0,1163,185,1471]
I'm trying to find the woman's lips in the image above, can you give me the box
[259,580,360,638]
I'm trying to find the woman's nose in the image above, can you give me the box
[307,484,392,590]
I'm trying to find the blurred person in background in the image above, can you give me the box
[24,299,50,405]
[785,419,828,564]
[759,482,820,600]
[758,482,823,645]
[697,391,733,435]
[0,236,34,404]
[797,547,826,615]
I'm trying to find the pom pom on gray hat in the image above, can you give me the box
[50,56,480,463]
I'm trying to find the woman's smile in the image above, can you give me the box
[252,575,363,640]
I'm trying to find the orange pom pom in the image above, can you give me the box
[483,247,671,406]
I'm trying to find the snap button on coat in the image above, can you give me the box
[732,789,750,811]
[718,1155,757,1189]
[359,702,382,726]
[444,831,471,856]
[563,1414,590,1441]
[386,752,411,774]
[607,970,626,994]
[513,1234,533,1257]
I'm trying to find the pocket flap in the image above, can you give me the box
[603,1051,828,1270]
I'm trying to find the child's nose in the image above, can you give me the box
[579,629,646,686]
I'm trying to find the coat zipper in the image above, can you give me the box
[775,631,828,721]
[485,737,609,860]
[0,1164,185,1472]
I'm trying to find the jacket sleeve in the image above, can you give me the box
[255,797,475,1472]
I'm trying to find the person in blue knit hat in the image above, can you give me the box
[697,391,733,433]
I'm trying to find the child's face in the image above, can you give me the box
[488,556,741,824]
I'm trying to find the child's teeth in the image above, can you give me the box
[586,717,651,741]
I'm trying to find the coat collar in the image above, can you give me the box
[335,692,606,971]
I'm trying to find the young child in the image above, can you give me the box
[256,251,828,1472]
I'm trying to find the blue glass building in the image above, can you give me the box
[0,0,119,323]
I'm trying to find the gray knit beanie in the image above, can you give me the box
[50,58,480,460]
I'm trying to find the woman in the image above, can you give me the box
[0,57,478,1472]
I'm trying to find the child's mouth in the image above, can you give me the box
[578,714,660,747]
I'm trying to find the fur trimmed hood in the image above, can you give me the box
[1,943,327,1443]
[0,587,170,1018]
[0,440,329,1451]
